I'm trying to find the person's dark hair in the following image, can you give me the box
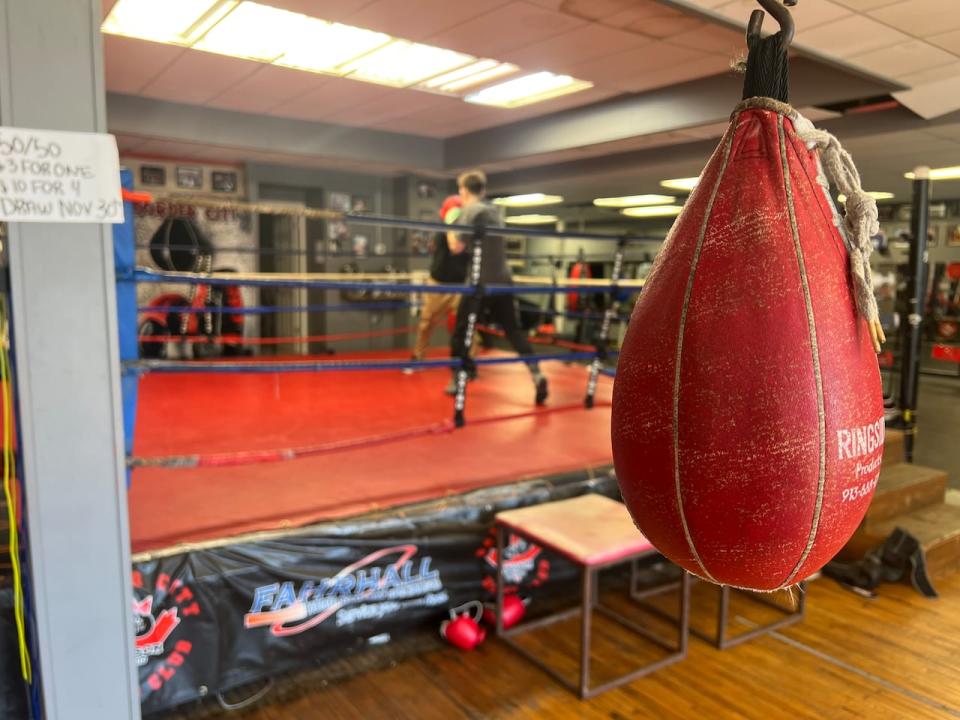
[457,170,487,197]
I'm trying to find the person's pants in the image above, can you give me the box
[413,280,477,360]
[451,294,538,373]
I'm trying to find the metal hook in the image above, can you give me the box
[746,0,797,47]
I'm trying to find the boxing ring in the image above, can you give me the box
[114,171,649,713]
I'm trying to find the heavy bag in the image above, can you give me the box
[612,99,884,590]
[567,261,591,312]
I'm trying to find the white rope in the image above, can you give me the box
[792,112,885,352]
[791,116,879,323]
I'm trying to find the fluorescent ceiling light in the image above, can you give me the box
[194,2,307,61]
[905,166,960,181]
[505,214,559,225]
[101,0,225,45]
[421,60,518,93]
[621,205,683,218]
[593,194,675,208]
[837,191,895,202]
[660,177,700,192]
[465,72,592,109]
[340,40,474,87]
[493,193,564,208]
[278,22,391,73]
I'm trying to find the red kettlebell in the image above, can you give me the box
[440,601,486,651]
[482,594,528,630]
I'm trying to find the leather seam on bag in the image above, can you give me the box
[671,116,738,585]
[778,114,827,588]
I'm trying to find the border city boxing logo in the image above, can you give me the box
[132,571,201,694]
[244,544,446,637]
[477,530,550,595]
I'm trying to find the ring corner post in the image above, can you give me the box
[115,168,138,487]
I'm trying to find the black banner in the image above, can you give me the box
[133,469,617,714]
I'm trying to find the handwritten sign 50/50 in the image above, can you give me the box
[0,127,123,224]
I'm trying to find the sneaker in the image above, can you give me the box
[535,376,549,406]
[401,356,420,375]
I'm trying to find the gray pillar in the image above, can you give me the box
[0,1,139,718]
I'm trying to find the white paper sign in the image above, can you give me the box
[0,126,123,223]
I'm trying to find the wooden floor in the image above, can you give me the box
[195,573,960,720]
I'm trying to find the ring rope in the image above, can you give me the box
[137,326,415,346]
[137,302,628,323]
[139,301,413,315]
[135,242,660,262]
[145,196,646,244]
[124,351,610,374]
[131,267,646,292]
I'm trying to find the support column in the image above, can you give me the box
[898,166,930,463]
[0,1,139,718]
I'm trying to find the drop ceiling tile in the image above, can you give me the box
[622,14,705,39]
[897,61,960,86]
[832,0,903,10]
[796,15,910,58]
[568,41,707,90]
[851,40,956,77]
[928,28,960,53]
[103,36,185,94]
[344,0,510,42]
[206,65,327,115]
[680,0,732,8]
[894,74,960,119]
[555,0,653,22]
[668,24,744,55]
[870,0,960,38]
[267,0,376,21]
[714,0,851,29]
[499,23,651,73]
[426,3,586,57]
[269,77,394,121]
[622,53,732,93]
[140,50,262,106]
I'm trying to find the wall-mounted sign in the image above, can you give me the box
[0,126,122,223]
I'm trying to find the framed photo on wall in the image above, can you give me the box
[176,166,203,189]
[140,165,166,186]
[211,170,238,193]
[950,226,960,247]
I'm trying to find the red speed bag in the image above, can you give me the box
[612,102,883,591]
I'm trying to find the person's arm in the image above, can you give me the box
[447,230,466,255]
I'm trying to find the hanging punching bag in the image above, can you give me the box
[612,1,886,591]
